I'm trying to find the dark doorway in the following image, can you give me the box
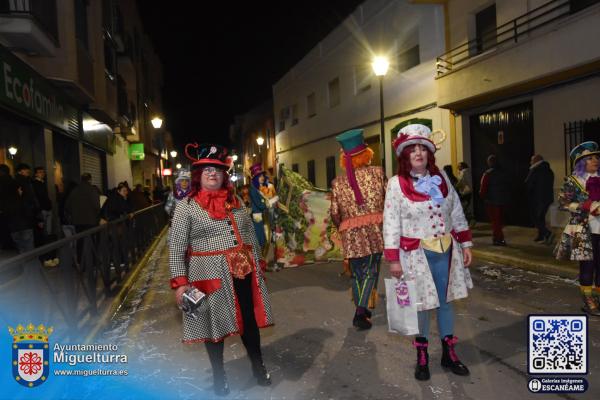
[307,159,316,185]
[470,101,534,227]
[475,4,497,54]
[326,155,336,189]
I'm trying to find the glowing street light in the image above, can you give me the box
[8,146,18,156]
[232,154,238,162]
[151,117,163,129]
[256,136,264,146]
[372,55,390,173]
[176,163,182,169]
[170,150,178,158]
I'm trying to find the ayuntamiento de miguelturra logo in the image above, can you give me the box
[9,323,53,388]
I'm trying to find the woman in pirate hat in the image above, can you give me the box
[556,141,600,316]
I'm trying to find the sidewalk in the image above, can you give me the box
[471,223,578,279]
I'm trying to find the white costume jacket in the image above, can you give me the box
[383,171,473,311]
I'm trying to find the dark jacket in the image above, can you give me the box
[65,181,101,226]
[3,182,37,233]
[129,190,151,211]
[14,174,40,213]
[101,192,132,221]
[32,178,52,211]
[525,161,554,207]
[480,167,511,206]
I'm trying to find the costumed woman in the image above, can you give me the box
[164,168,191,221]
[382,124,473,381]
[169,144,274,396]
[249,163,277,261]
[555,141,600,316]
[330,129,386,330]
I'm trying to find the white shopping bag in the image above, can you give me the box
[385,277,419,335]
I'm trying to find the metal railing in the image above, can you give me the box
[0,0,59,43]
[0,203,167,335]
[436,0,600,77]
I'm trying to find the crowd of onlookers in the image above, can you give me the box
[0,162,170,263]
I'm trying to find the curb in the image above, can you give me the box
[472,248,578,279]
[85,226,168,343]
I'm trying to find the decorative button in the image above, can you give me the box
[233,240,238,245]
[230,230,235,235]
[434,234,438,238]
[428,206,432,210]
[440,223,444,227]
[439,213,442,217]
[432,225,435,228]
[436,205,441,208]
[430,215,434,219]
[227,221,232,226]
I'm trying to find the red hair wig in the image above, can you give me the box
[396,144,440,177]
[339,147,375,170]
[190,165,234,202]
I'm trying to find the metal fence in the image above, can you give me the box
[0,203,167,335]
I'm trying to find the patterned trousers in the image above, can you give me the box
[349,253,382,308]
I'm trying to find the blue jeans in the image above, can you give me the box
[10,229,35,254]
[417,247,454,339]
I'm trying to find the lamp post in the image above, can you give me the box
[151,117,163,129]
[372,56,389,174]
[170,150,177,158]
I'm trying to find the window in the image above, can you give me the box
[326,156,336,188]
[307,92,316,117]
[104,40,116,81]
[328,78,340,108]
[74,0,89,50]
[292,163,299,173]
[354,66,372,94]
[291,104,299,126]
[398,45,420,72]
[475,4,497,54]
[278,107,289,132]
[307,160,316,185]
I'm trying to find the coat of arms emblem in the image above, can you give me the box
[9,323,53,388]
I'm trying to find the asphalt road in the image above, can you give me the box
[101,236,600,399]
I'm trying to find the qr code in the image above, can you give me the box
[528,315,587,374]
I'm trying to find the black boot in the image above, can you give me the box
[413,337,430,381]
[206,341,230,396]
[251,355,271,386]
[441,335,470,376]
[352,308,372,330]
[212,368,230,396]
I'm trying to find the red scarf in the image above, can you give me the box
[194,189,239,219]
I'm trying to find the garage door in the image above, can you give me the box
[82,146,105,193]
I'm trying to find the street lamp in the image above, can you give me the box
[8,146,18,157]
[176,163,182,169]
[232,154,238,162]
[151,117,163,129]
[170,150,177,158]
[372,56,389,173]
[256,136,264,146]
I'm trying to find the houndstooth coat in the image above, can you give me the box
[169,197,274,343]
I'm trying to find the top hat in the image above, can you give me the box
[336,129,367,156]
[570,141,600,165]
[184,143,232,169]
[392,124,436,156]
[250,163,265,178]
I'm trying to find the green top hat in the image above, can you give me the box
[336,129,367,156]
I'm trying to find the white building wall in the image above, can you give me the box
[273,0,449,186]
[106,135,133,190]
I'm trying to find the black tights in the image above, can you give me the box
[204,275,262,374]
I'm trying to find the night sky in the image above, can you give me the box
[137,1,364,149]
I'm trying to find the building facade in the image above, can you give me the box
[0,0,167,206]
[273,0,452,188]
[436,0,600,226]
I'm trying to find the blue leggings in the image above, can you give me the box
[417,248,454,339]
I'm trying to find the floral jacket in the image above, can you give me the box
[555,175,593,261]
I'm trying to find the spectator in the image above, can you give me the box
[32,167,53,235]
[65,173,101,233]
[5,183,39,253]
[525,154,555,244]
[0,164,15,250]
[14,163,40,215]
[457,162,474,225]
[101,182,132,221]
[443,165,458,188]
[479,155,511,246]
[129,184,152,211]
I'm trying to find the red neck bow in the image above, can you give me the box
[194,189,239,219]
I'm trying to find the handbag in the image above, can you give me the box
[385,277,419,335]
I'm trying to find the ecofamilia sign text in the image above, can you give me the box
[0,44,78,133]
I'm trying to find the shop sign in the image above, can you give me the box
[129,143,145,160]
[0,44,78,133]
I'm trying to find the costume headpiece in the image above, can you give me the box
[184,143,232,169]
[336,129,368,205]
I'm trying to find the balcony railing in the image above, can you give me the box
[436,0,600,77]
[0,0,58,44]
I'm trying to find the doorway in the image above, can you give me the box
[470,101,534,227]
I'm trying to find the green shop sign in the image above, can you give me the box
[129,143,145,160]
[0,44,78,133]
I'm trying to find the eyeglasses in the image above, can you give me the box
[202,167,224,175]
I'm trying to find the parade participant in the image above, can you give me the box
[169,143,274,396]
[555,142,600,316]
[383,124,473,381]
[164,168,191,220]
[249,163,274,249]
[330,129,386,330]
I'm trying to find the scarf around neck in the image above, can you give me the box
[194,189,239,219]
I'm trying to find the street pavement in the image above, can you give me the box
[101,235,600,399]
